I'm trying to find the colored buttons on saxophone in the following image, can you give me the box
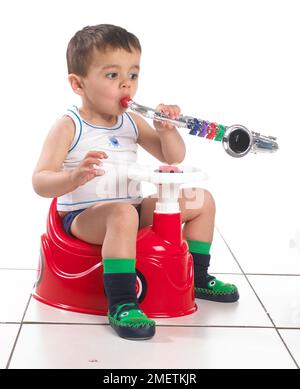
[189,118,200,135]
[206,122,216,139]
[199,121,208,137]
[214,124,225,141]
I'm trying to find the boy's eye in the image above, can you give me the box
[106,72,118,79]
[129,73,139,80]
[105,72,139,81]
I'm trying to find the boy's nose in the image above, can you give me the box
[120,79,131,89]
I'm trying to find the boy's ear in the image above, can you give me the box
[68,74,84,95]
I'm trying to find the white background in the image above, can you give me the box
[0,0,299,269]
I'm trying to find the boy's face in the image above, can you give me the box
[78,47,141,116]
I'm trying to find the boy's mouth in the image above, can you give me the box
[120,95,131,108]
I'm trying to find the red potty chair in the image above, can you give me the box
[33,166,203,318]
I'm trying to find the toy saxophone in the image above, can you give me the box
[120,96,279,158]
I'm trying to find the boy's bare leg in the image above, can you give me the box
[180,188,215,242]
[70,202,139,258]
[69,201,156,339]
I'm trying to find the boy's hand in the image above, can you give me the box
[153,103,181,133]
[70,150,108,187]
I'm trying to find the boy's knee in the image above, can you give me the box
[203,189,216,211]
[181,188,215,211]
[109,203,139,225]
[181,187,205,209]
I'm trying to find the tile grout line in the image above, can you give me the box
[216,226,300,369]
[242,273,300,277]
[5,288,34,369]
[19,321,298,329]
[0,268,37,271]
[7,320,300,330]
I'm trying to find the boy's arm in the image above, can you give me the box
[32,116,78,198]
[130,112,186,164]
[33,116,107,198]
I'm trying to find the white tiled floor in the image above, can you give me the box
[1,224,299,369]
[8,325,295,369]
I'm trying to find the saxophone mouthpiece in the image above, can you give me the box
[120,96,131,108]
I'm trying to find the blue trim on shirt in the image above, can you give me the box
[82,115,124,130]
[57,196,143,207]
[125,112,138,138]
[67,109,83,152]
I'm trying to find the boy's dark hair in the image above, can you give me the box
[66,24,141,76]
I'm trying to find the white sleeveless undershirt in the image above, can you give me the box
[57,106,143,211]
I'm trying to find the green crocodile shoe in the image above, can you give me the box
[108,302,156,340]
[195,275,239,302]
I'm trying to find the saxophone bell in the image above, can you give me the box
[222,125,279,158]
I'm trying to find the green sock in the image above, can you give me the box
[103,258,136,274]
[187,239,211,255]
[187,240,239,302]
[102,258,154,327]
[103,258,138,314]
[187,239,211,287]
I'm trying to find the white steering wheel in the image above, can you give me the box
[128,163,207,213]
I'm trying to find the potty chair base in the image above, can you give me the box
[33,199,197,318]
